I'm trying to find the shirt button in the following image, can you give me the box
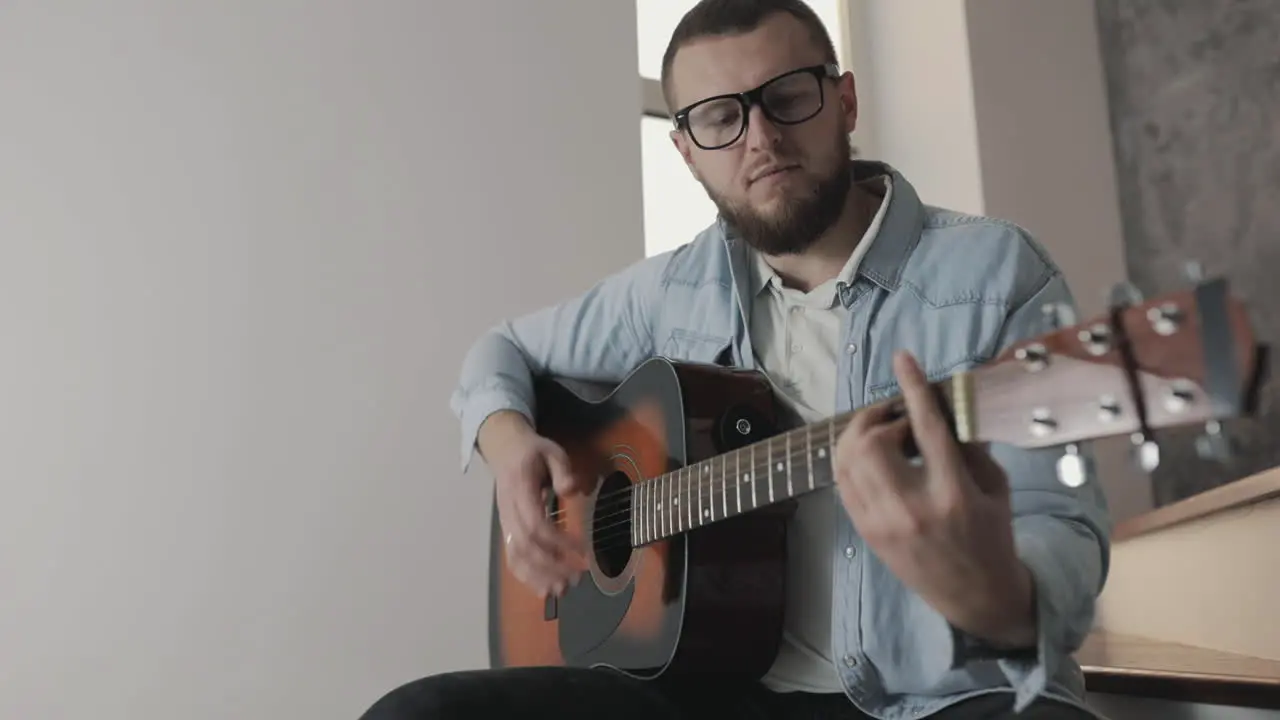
[843,654,858,668]
[844,545,856,559]
[847,343,858,354]
[791,343,803,353]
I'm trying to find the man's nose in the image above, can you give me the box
[743,105,782,151]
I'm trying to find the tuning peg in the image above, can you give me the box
[1131,432,1161,472]
[1055,443,1092,487]
[1194,419,1236,463]
[1041,302,1077,331]
[1107,281,1145,309]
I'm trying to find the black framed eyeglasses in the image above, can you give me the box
[673,63,840,150]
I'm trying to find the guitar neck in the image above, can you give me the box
[629,374,972,546]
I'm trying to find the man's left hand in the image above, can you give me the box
[833,351,1036,649]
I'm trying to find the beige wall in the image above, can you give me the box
[0,2,642,718]
[850,0,1151,524]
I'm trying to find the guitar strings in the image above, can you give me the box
[547,441,832,542]
[577,439,833,533]
[548,416,849,518]
[538,360,1063,517]
[560,376,1086,523]
[548,432,848,549]
[543,397,1106,553]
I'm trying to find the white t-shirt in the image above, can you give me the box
[751,176,893,693]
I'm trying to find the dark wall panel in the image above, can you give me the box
[1094,0,1280,505]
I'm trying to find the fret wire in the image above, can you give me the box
[710,456,716,521]
[672,468,678,532]
[806,425,814,492]
[645,476,652,544]
[720,453,727,519]
[680,466,691,532]
[710,457,717,522]
[674,468,680,532]
[778,427,788,497]
[636,477,644,545]
[648,474,654,542]
[675,468,682,533]
[639,477,645,544]
[735,448,742,514]
[747,440,757,507]
[697,462,704,526]
[766,438,774,504]
[709,457,715,522]
[665,467,672,539]
[617,389,969,544]
[685,467,692,529]
[653,476,660,542]
[651,472,658,542]
[655,471,665,538]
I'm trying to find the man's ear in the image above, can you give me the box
[670,129,702,182]
[837,71,859,134]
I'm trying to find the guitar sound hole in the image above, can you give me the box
[591,471,634,578]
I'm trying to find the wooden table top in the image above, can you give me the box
[1076,631,1280,708]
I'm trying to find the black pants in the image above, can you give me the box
[358,666,1097,720]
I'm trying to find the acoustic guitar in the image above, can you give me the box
[486,275,1268,680]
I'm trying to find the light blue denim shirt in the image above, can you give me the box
[452,161,1111,718]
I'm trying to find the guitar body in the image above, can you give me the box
[481,277,1269,682]
[487,357,793,679]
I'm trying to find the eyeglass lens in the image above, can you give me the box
[686,70,824,149]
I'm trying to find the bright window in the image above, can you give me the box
[639,116,720,257]
[635,1,847,258]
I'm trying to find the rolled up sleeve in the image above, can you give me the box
[450,253,670,472]
[986,270,1113,710]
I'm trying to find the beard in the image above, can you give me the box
[708,132,853,256]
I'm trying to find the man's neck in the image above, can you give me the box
[763,183,879,293]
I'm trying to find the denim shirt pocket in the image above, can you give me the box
[660,328,733,365]
[863,299,1008,403]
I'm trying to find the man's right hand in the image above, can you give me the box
[480,411,592,598]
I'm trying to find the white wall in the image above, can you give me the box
[855,0,986,215]
[0,3,642,719]
[850,0,1150,523]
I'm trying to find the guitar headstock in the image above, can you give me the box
[970,276,1268,479]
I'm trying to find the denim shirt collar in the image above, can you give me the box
[721,160,926,317]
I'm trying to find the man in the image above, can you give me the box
[361,0,1111,718]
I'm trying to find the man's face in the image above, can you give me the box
[667,12,858,255]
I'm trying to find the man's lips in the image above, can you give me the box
[749,164,800,184]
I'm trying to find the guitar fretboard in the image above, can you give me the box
[629,417,838,546]
[625,375,969,547]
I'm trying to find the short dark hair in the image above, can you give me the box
[659,0,839,112]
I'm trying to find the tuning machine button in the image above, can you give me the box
[1131,432,1161,472]
[1195,419,1237,463]
[1163,380,1197,414]
[1056,443,1092,487]
[1147,303,1183,336]
[1097,394,1122,422]
[1029,408,1057,438]
[1015,343,1049,372]
[1077,324,1112,356]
